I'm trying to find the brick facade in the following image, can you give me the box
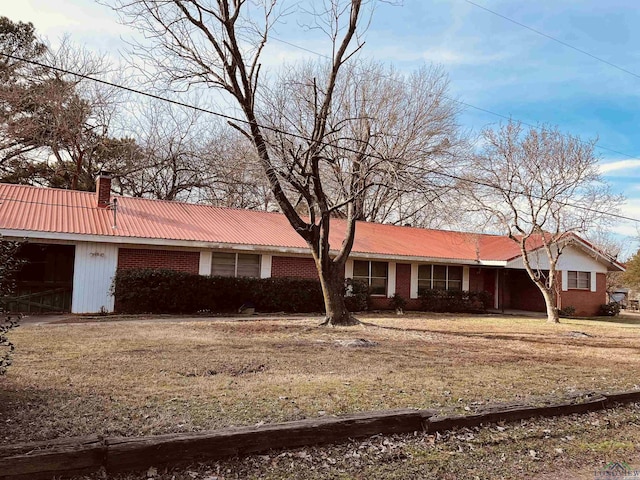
[117,248,200,274]
[271,256,319,279]
[395,263,411,298]
[96,174,112,208]
[559,272,606,316]
[114,248,608,316]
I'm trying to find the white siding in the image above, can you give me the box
[410,264,419,299]
[199,251,212,275]
[505,245,608,273]
[260,254,272,278]
[387,262,396,298]
[72,242,118,313]
[462,266,470,291]
[345,259,354,279]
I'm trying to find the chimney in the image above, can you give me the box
[96,171,112,208]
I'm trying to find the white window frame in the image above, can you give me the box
[353,260,388,296]
[567,270,591,290]
[211,252,261,278]
[417,264,464,292]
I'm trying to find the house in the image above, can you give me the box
[0,173,625,315]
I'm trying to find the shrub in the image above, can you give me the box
[344,278,370,312]
[0,238,25,375]
[390,293,407,312]
[0,315,20,375]
[419,289,491,313]
[598,302,621,317]
[113,269,326,314]
[559,305,576,317]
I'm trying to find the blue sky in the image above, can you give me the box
[2,0,640,253]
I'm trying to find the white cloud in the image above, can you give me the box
[599,159,640,174]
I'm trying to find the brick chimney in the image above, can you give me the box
[96,171,112,208]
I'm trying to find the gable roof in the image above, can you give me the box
[0,183,622,270]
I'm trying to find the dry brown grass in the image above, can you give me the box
[1,312,639,449]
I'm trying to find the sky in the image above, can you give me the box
[2,0,640,255]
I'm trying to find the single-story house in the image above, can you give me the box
[0,174,625,315]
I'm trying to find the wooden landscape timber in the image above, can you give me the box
[1,390,640,480]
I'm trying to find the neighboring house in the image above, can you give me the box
[0,174,625,315]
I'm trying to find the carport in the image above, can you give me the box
[8,243,75,313]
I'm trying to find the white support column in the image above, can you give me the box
[387,262,396,298]
[345,259,354,279]
[199,251,212,276]
[410,264,419,299]
[72,242,118,313]
[590,271,597,292]
[260,254,273,279]
[561,270,568,291]
[462,266,470,291]
[494,271,499,310]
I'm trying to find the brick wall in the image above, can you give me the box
[560,272,606,316]
[117,248,200,274]
[395,263,411,299]
[271,256,319,279]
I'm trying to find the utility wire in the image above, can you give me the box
[271,37,638,161]
[464,0,640,82]
[1,51,639,226]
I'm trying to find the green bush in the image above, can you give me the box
[390,293,407,312]
[598,302,621,317]
[113,269,326,314]
[344,278,370,312]
[0,239,25,375]
[559,305,576,317]
[418,289,491,313]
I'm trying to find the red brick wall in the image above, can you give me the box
[396,263,411,299]
[117,248,200,274]
[96,174,112,208]
[271,256,319,279]
[560,272,606,316]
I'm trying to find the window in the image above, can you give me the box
[353,260,388,295]
[418,264,463,292]
[568,271,590,289]
[211,252,260,277]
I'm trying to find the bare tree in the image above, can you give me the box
[200,127,275,209]
[109,100,213,201]
[110,0,468,325]
[461,121,623,323]
[110,0,384,325]
[259,60,464,227]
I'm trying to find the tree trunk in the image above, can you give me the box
[541,288,560,324]
[318,261,358,326]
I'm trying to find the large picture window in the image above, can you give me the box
[211,252,260,277]
[568,271,590,289]
[353,260,388,295]
[418,264,463,292]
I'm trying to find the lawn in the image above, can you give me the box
[1,313,639,478]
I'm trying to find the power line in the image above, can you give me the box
[1,52,639,226]
[464,0,640,82]
[272,36,638,161]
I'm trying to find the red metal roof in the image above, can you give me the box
[0,183,553,263]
